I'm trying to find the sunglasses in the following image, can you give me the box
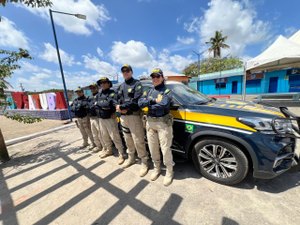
[151,75,161,79]
[122,69,131,73]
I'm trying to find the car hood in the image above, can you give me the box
[204,99,284,117]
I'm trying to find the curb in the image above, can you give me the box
[5,123,76,146]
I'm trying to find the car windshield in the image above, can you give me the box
[166,83,210,105]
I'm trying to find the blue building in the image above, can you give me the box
[189,68,300,95]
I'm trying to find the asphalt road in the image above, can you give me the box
[1,126,299,225]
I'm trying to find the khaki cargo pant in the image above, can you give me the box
[77,116,94,145]
[120,115,148,160]
[146,120,174,168]
[99,118,124,155]
[90,117,104,150]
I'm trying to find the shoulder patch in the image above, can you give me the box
[164,89,171,94]
[137,85,142,90]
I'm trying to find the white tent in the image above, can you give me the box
[163,70,186,77]
[289,30,300,45]
[246,34,300,73]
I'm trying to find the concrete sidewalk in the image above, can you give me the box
[0,116,66,140]
[1,126,300,225]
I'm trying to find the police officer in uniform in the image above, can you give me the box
[138,68,174,186]
[116,64,149,177]
[71,87,96,148]
[88,83,105,153]
[96,77,125,165]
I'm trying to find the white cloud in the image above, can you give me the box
[169,55,193,71]
[185,0,270,56]
[0,17,29,49]
[39,43,76,66]
[110,40,154,68]
[96,47,104,57]
[176,36,195,45]
[152,49,193,72]
[13,61,101,91]
[176,16,183,24]
[184,17,201,33]
[109,40,193,73]
[82,54,117,78]
[14,62,61,91]
[284,27,297,38]
[18,0,110,35]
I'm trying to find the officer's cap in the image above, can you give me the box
[97,77,112,87]
[89,83,98,88]
[75,86,83,92]
[121,64,133,72]
[150,68,163,77]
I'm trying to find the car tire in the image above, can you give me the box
[192,138,249,185]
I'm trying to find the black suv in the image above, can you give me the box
[139,80,300,185]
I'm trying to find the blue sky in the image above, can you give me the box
[0,0,299,91]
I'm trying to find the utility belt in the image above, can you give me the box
[121,111,141,116]
[99,111,113,119]
[75,114,88,119]
[147,114,173,126]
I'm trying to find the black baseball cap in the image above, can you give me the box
[89,83,98,88]
[75,86,83,92]
[121,64,133,72]
[150,68,163,77]
[97,77,112,87]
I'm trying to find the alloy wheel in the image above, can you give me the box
[198,144,238,178]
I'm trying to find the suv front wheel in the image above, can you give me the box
[192,139,249,185]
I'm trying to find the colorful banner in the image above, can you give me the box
[6,96,16,109]
[46,93,56,110]
[23,95,29,109]
[10,91,68,110]
[32,94,42,109]
[28,95,35,110]
[39,93,48,110]
[11,92,24,109]
[55,92,67,109]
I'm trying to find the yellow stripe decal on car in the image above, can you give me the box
[171,110,256,132]
[170,110,185,119]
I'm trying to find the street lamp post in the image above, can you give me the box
[49,9,86,122]
[193,51,201,92]
[193,49,208,93]
[242,62,247,101]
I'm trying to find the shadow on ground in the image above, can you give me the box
[0,140,183,225]
[1,138,299,225]
[234,171,300,193]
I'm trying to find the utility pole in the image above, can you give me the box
[193,51,201,92]
[49,9,86,122]
[19,83,25,92]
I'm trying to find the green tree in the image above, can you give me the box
[183,57,243,77]
[0,0,51,162]
[206,31,230,58]
[0,0,52,7]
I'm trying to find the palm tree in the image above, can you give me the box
[206,31,230,58]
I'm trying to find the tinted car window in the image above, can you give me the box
[167,83,210,105]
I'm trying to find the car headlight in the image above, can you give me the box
[238,117,293,134]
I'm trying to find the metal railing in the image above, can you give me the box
[254,93,300,107]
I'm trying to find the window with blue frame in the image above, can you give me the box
[246,79,261,86]
[289,75,300,92]
[246,79,261,93]
[215,83,226,89]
